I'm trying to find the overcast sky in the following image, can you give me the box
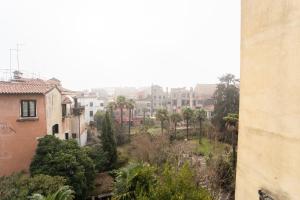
[0,0,240,90]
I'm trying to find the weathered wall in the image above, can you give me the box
[236,0,300,199]
[0,94,47,176]
[45,88,62,138]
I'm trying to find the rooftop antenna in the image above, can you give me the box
[9,48,17,79]
[16,43,24,71]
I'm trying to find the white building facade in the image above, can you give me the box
[77,95,105,123]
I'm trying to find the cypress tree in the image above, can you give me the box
[101,111,118,169]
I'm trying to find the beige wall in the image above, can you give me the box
[45,88,63,138]
[236,0,300,199]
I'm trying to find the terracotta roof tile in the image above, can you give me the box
[0,82,55,94]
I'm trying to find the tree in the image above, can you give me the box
[169,113,182,139]
[107,102,117,117]
[30,136,96,200]
[116,96,127,127]
[84,144,109,172]
[126,99,135,140]
[155,109,169,134]
[114,163,157,200]
[30,186,74,200]
[101,111,118,170]
[223,113,239,168]
[194,108,206,143]
[182,107,194,140]
[94,111,106,131]
[212,74,239,131]
[142,108,148,124]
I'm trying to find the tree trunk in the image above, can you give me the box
[128,109,131,141]
[161,121,164,134]
[231,131,237,169]
[120,108,123,127]
[199,120,202,143]
[174,122,177,140]
[186,120,189,140]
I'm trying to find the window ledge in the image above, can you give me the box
[17,117,39,122]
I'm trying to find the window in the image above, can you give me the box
[100,103,104,107]
[72,133,77,139]
[65,133,69,140]
[52,124,59,135]
[21,100,36,117]
[90,111,93,117]
[90,102,93,107]
[62,104,67,117]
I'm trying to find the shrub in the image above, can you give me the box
[30,135,96,200]
[114,163,157,200]
[0,173,68,200]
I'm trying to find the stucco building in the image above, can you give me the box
[77,93,105,123]
[236,0,300,199]
[0,74,86,176]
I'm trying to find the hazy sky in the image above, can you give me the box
[0,0,240,90]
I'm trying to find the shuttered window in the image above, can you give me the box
[21,100,36,117]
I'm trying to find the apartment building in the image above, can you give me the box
[77,93,105,123]
[170,87,195,112]
[134,97,152,122]
[150,85,169,115]
[0,73,86,176]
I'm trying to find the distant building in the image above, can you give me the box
[77,93,105,123]
[170,87,195,112]
[134,98,152,121]
[150,85,169,116]
[0,72,86,176]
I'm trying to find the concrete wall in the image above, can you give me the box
[236,0,300,199]
[0,94,47,176]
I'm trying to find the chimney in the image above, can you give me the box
[13,70,23,80]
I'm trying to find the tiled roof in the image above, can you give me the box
[0,82,55,94]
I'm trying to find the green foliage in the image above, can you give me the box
[94,111,106,131]
[30,186,74,200]
[143,117,155,128]
[182,107,194,139]
[170,112,182,124]
[212,74,239,131]
[84,144,109,172]
[136,163,211,200]
[194,108,207,142]
[116,96,127,127]
[101,111,118,170]
[155,109,169,134]
[0,173,67,200]
[114,163,157,200]
[30,136,96,200]
[223,113,239,128]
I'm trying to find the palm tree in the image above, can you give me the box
[107,102,117,116]
[30,186,74,200]
[142,107,148,124]
[182,107,194,140]
[170,112,182,139]
[194,108,206,143]
[155,109,169,134]
[223,113,239,168]
[116,96,126,127]
[126,99,135,140]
